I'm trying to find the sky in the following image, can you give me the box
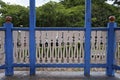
[2,0,60,7]
[2,0,114,7]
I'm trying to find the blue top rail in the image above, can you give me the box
[1,27,120,31]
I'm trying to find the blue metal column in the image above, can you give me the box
[4,22,14,76]
[106,18,116,76]
[29,0,36,75]
[84,0,92,76]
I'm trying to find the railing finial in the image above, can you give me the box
[109,16,115,22]
[5,16,12,23]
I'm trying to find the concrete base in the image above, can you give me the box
[0,71,120,80]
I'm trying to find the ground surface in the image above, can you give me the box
[0,71,120,80]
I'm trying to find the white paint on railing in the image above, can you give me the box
[0,31,5,65]
[91,31,107,64]
[35,31,85,64]
[13,31,29,63]
[115,30,120,66]
[0,30,118,67]
[12,30,108,64]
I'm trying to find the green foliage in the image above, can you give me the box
[0,1,29,27]
[0,0,120,27]
[60,0,85,8]
[92,0,120,27]
[36,1,84,27]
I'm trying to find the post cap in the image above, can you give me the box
[5,16,12,23]
[109,16,115,22]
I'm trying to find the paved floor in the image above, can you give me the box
[0,71,120,80]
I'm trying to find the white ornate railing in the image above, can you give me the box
[35,30,107,64]
[35,31,85,64]
[91,31,107,64]
[13,31,29,63]
[0,31,5,65]
[115,30,120,66]
[12,30,108,64]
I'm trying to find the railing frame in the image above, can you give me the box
[0,24,120,76]
[0,0,120,77]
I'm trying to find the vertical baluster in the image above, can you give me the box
[48,32,51,63]
[36,31,39,63]
[58,31,61,63]
[74,31,78,63]
[54,31,59,63]
[39,32,42,63]
[0,31,5,64]
[2,31,5,64]
[72,32,75,63]
[24,32,27,63]
[44,32,48,63]
[91,31,96,63]
[101,31,107,63]
[22,32,26,63]
[96,31,101,63]
[80,31,84,63]
[116,31,120,65]
[56,31,60,63]
[61,31,64,63]
[66,31,70,63]
[26,32,29,63]
[69,31,73,63]
[41,31,44,63]
[119,42,120,65]
[13,31,17,63]
[50,31,53,63]
[42,31,46,63]
[52,32,56,63]
[63,31,66,63]
[77,32,81,63]
[18,31,22,63]
[76,32,79,63]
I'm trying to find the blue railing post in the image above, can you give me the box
[84,0,92,76]
[29,0,36,75]
[4,16,14,76]
[106,16,117,76]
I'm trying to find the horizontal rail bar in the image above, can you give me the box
[90,64,107,68]
[113,65,120,70]
[36,64,84,68]
[0,27,6,30]
[35,27,85,31]
[0,27,109,31]
[12,27,29,31]
[9,63,107,68]
[13,63,30,67]
[36,27,108,31]
[1,27,120,31]
[92,28,108,31]
[0,64,6,69]
[115,27,120,30]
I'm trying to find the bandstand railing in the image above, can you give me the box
[0,0,120,77]
[0,21,120,76]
